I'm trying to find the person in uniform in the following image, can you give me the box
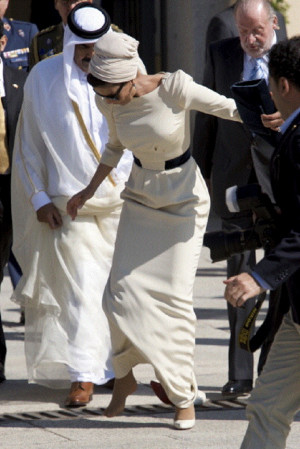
[0,17,27,382]
[0,0,38,71]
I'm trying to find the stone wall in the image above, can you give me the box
[164,0,233,82]
[286,0,300,38]
[5,0,299,80]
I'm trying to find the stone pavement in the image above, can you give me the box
[0,219,299,448]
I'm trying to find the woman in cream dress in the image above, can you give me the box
[67,31,241,429]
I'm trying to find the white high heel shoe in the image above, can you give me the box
[173,390,207,429]
[173,418,195,430]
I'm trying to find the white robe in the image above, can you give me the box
[11,53,132,388]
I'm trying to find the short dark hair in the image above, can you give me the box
[0,19,4,39]
[269,36,300,90]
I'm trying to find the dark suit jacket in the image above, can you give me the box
[205,5,287,49]
[193,35,283,218]
[254,112,300,324]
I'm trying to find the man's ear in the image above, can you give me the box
[279,77,290,96]
[273,15,280,30]
[0,34,7,52]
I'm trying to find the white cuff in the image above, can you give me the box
[225,185,240,213]
[31,191,52,211]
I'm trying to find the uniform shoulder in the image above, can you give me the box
[34,23,62,39]
[5,17,38,31]
[111,23,123,33]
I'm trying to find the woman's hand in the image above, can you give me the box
[261,111,284,132]
[67,163,114,220]
[67,187,94,221]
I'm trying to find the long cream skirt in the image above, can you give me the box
[103,157,210,408]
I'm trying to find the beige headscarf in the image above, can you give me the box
[89,31,140,83]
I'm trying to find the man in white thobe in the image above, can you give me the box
[11,3,132,407]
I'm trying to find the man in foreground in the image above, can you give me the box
[12,3,132,406]
[225,36,300,449]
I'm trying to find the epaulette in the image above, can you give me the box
[35,24,58,37]
[111,24,123,33]
[8,18,34,27]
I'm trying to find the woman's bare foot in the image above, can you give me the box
[175,404,195,421]
[104,370,137,417]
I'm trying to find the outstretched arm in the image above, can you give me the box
[67,163,113,220]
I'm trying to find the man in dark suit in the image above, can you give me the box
[205,0,287,49]
[0,0,38,71]
[225,35,300,449]
[0,18,27,382]
[193,0,285,396]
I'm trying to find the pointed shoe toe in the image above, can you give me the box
[194,389,207,405]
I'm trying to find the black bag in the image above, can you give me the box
[231,78,280,146]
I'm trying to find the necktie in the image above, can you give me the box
[249,58,264,81]
[0,98,9,174]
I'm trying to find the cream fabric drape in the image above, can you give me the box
[11,42,132,386]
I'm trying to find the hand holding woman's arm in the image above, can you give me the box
[67,163,113,220]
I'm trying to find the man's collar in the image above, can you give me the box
[280,107,300,134]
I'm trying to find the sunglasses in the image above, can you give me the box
[94,82,126,100]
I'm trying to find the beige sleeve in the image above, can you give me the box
[183,81,241,122]
[166,70,241,122]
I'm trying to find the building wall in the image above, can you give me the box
[5,0,300,77]
[164,0,233,82]
[286,0,300,38]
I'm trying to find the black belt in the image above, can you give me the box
[133,149,191,170]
